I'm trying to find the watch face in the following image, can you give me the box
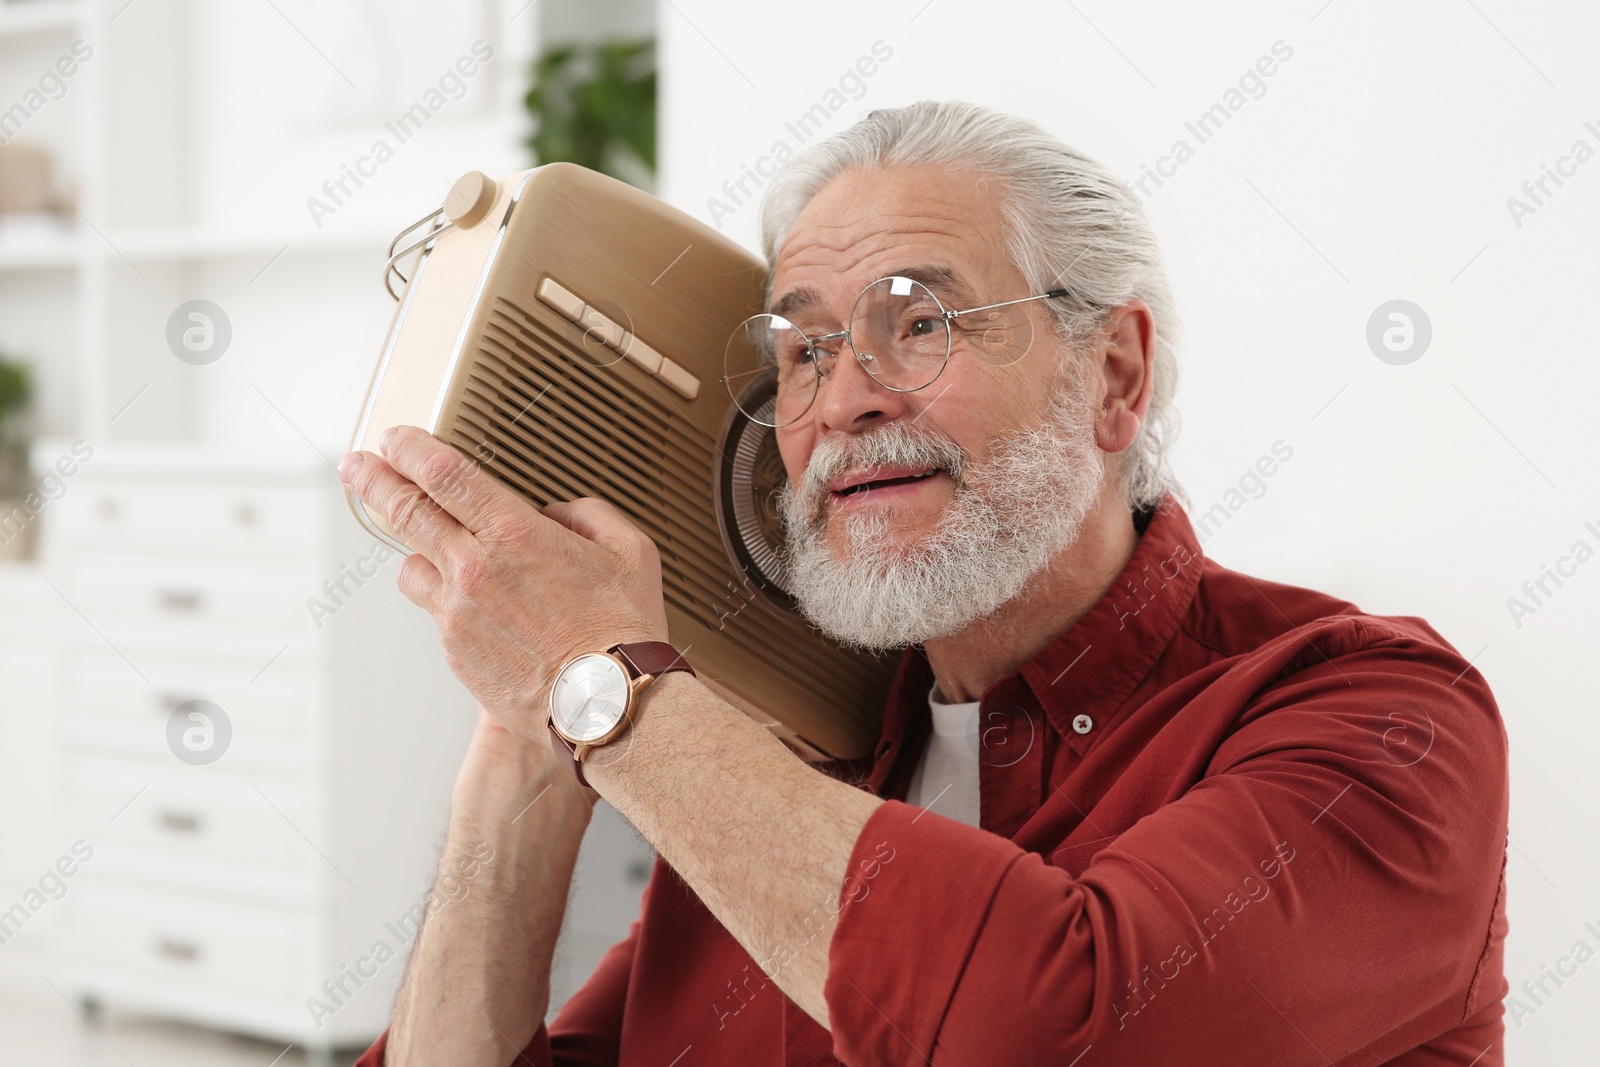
[551,653,631,743]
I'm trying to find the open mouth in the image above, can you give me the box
[830,468,946,505]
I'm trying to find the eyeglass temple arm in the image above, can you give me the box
[946,288,1074,319]
[801,287,1093,353]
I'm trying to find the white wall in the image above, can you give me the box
[657,1,1597,1060]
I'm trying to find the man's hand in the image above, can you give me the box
[338,424,671,740]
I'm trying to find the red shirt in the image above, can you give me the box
[356,494,1509,1065]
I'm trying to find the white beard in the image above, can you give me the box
[775,364,1106,652]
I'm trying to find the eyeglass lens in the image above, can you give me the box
[722,275,1037,428]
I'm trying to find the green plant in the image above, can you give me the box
[0,354,31,442]
[524,38,656,184]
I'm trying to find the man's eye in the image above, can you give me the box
[909,318,940,338]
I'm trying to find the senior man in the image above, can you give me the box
[343,101,1508,1066]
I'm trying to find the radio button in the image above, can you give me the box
[655,357,700,401]
[618,333,664,375]
[536,277,585,321]
[577,305,625,350]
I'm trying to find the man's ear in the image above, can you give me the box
[1092,299,1156,455]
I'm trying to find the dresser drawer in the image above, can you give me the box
[68,879,315,1009]
[64,554,319,634]
[66,645,319,761]
[75,756,321,896]
[52,481,326,555]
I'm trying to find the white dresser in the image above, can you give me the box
[40,444,478,1063]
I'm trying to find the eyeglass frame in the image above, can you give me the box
[760,274,1100,409]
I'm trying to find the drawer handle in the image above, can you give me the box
[95,497,122,521]
[157,809,203,834]
[157,693,193,714]
[155,937,201,963]
[156,588,204,612]
[232,502,258,527]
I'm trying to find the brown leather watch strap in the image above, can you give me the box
[549,642,694,789]
[611,640,695,680]
[547,719,587,787]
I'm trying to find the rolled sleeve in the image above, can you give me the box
[823,800,1028,1065]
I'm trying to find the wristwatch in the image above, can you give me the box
[546,641,695,787]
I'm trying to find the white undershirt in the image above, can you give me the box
[906,681,983,828]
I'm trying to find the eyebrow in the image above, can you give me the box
[768,264,976,320]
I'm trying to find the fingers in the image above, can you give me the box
[376,425,528,539]
[395,551,443,611]
[340,447,469,566]
[540,497,646,553]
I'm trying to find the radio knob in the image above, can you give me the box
[445,171,498,228]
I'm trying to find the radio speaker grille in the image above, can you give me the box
[443,296,880,712]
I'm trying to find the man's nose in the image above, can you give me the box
[813,341,914,431]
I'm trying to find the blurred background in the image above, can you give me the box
[0,0,1594,1063]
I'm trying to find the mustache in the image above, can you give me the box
[792,420,968,526]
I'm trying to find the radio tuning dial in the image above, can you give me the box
[445,171,498,228]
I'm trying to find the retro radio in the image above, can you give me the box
[347,163,895,761]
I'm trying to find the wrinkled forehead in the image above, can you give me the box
[769,264,978,322]
[767,165,1016,318]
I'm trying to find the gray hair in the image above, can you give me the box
[757,99,1183,512]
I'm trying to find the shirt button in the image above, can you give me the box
[1071,713,1094,735]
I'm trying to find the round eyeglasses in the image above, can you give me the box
[721,274,1075,428]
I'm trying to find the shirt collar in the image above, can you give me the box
[1019,491,1203,751]
[864,492,1203,793]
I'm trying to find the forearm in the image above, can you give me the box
[388,715,595,1067]
[583,671,882,1030]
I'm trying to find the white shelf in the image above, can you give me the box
[0,226,397,270]
[29,437,330,476]
[0,0,82,39]
[108,225,397,261]
[0,235,79,268]
[0,0,538,447]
